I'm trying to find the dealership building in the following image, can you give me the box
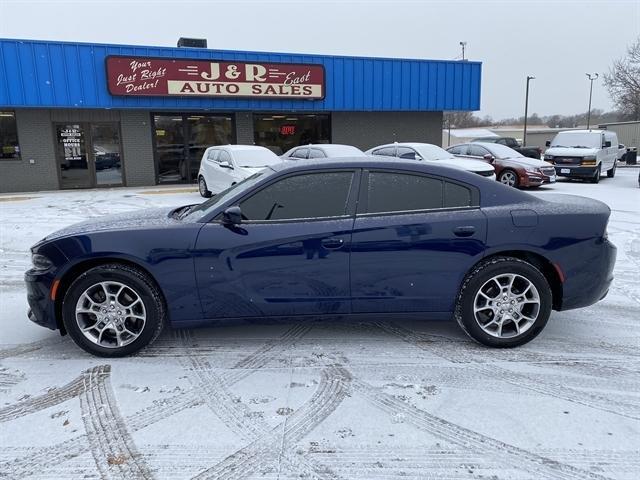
[0,38,481,193]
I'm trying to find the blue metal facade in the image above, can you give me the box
[0,38,481,112]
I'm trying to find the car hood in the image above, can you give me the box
[545,147,598,157]
[501,157,553,168]
[40,207,181,242]
[438,158,494,172]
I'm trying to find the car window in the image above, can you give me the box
[218,150,232,164]
[444,182,472,207]
[496,138,507,145]
[240,172,354,221]
[397,147,417,159]
[467,145,489,157]
[448,145,467,155]
[291,148,309,159]
[207,149,219,161]
[371,147,396,157]
[308,148,326,159]
[366,172,443,213]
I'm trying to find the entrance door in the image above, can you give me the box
[56,122,124,189]
[153,114,234,184]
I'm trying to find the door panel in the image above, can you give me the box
[350,209,487,313]
[194,220,353,318]
[56,124,92,189]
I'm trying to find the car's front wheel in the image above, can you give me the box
[498,169,519,188]
[454,257,552,348]
[198,176,212,198]
[62,264,166,357]
[591,165,601,183]
[607,162,616,178]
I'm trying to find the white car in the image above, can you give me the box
[281,144,366,160]
[365,142,496,180]
[197,145,281,197]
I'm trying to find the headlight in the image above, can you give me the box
[544,154,554,160]
[583,155,596,161]
[525,167,539,173]
[31,253,53,271]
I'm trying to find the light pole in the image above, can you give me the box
[586,73,599,130]
[459,41,467,61]
[523,75,535,146]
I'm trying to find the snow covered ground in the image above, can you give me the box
[0,170,639,480]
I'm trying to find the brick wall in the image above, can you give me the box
[331,111,444,150]
[0,109,58,193]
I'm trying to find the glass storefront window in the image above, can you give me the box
[153,114,234,184]
[0,111,21,160]
[253,114,330,155]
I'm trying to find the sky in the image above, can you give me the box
[1,0,638,120]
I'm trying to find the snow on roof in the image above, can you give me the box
[447,128,499,138]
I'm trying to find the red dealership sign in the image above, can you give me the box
[106,56,324,99]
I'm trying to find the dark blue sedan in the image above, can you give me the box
[25,158,616,356]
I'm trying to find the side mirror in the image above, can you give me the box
[222,206,242,225]
[483,153,495,162]
[604,141,612,148]
[545,140,551,147]
[219,160,233,169]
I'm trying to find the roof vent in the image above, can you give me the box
[177,38,207,48]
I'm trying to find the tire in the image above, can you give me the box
[454,256,552,348]
[607,162,616,178]
[62,263,166,357]
[198,176,212,198]
[498,169,519,188]
[590,166,601,183]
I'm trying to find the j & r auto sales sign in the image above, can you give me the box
[106,56,325,99]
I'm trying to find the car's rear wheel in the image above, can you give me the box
[498,169,519,188]
[62,264,165,357]
[198,176,212,198]
[607,162,616,178]
[454,257,552,348]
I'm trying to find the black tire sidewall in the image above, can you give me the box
[198,176,211,198]
[62,265,163,357]
[457,259,552,348]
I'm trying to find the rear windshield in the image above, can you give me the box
[550,132,602,149]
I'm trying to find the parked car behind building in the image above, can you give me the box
[447,142,556,188]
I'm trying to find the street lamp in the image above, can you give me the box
[459,41,467,61]
[586,73,599,130]
[523,75,535,146]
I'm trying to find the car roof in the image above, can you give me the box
[215,145,272,151]
[555,130,605,135]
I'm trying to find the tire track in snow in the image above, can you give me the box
[0,325,312,478]
[79,365,154,479]
[375,322,640,420]
[351,375,614,480]
[191,365,352,480]
[178,328,346,480]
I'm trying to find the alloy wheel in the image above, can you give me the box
[75,281,146,348]
[473,273,540,338]
[499,171,517,187]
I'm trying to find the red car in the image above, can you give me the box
[447,142,556,188]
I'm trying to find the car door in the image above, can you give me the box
[350,169,487,314]
[194,169,359,318]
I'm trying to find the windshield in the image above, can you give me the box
[183,172,267,220]
[550,132,601,149]
[482,143,524,159]
[416,144,456,160]
[233,150,280,168]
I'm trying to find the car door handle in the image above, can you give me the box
[321,238,345,250]
[453,226,476,237]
